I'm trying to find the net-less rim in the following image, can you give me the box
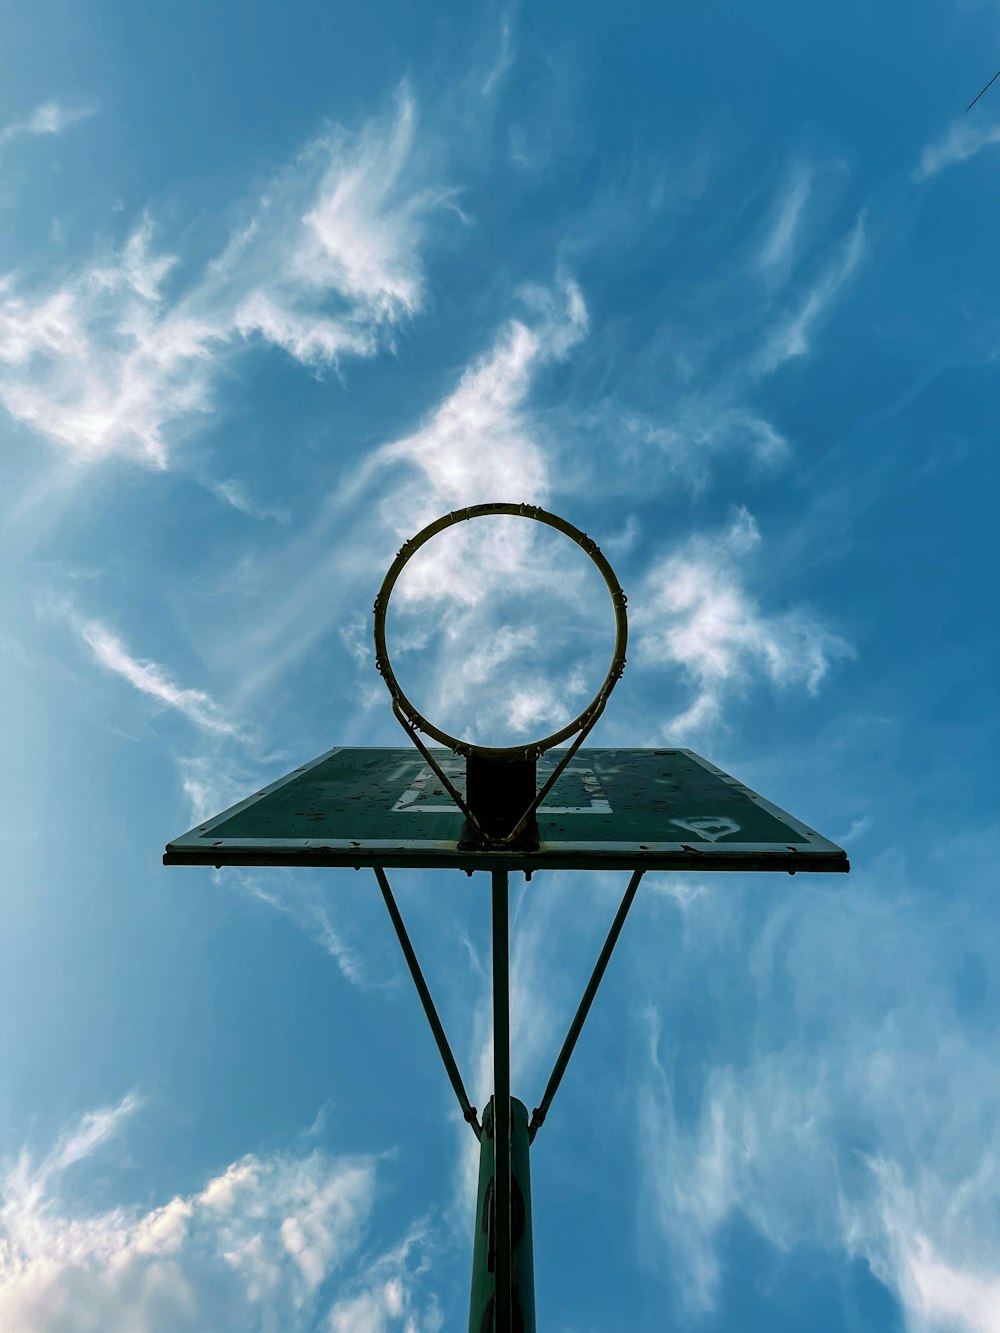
[373,502,628,761]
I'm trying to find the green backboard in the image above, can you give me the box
[163,747,848,873]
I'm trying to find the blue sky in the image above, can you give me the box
[2,1,999,1329]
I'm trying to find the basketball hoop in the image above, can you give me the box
[373,502,628,847]
[372,502,628,761]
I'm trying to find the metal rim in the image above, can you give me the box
[373,502,628,760]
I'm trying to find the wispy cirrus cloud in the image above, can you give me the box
[171,746,376,990]
[637,866,1000,1331]
[5,1092,143,1205]
[80,618,237,736]
[233,870,371,990]
[584,159,860,498]
[202,477,290,523]
[44,599,239,737]
[0,89,450,471]
[0,100,95,149]
[755,211,866,374]
[0,1094,385,1333]
[633,507,851,739]
[914,118,1000,181]
[175,752,261,825]
[756,162,813,273]
[480,15,516,98]
[615,403,789,492]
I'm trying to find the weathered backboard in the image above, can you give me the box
[163,747,848,874]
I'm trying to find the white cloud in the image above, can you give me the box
[6,1094,143,1208]
[637,870,1000,1327]
[757,163,812,271]
[234,871,370,989]
[914,119,1000,181]
[40,598,238,737]
[618,403,789,491]
[341,277,600,744]
[171,755,374,987]
[603,513,641,557]
[581,160,858,493]
[756,212,866,374]
[638,1012,732,1310]
[90,216,178,302]
[0,90,447,468]
[71,614,238,736]
[0,101,94,148]
[232,292,376,367]
[295,92,429,318]
[841,814,873,843]
[324,1222,444,1333]
[0,244,220,467]
[481,16,516,98]
[0,1095,381,1333]
[215,85,452,373]
[858,1159,1000,1333]
[203,477,290,523]
[380,275,586,519]
[633,508,851,740]
[645,875,711,915]
[176,752,259,825]
[201,275,589,706]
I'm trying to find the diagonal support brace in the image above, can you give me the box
[528,869,645,1142]
[374,866,481,1139]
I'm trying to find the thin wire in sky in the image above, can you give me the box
[965,65,1000,113]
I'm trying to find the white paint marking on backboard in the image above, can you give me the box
[669,816,741,842]
[543,800,613,815]
[543,766,612,814]
[391,764,613,816]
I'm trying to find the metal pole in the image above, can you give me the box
[509,1097,536,1331]
[492,869,512,1333]
[469,1098,536,1333]
[469,1099,497,1333]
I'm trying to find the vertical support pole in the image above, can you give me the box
[469,1100,497,1333]
[509,1097,536,1330]
[492,869,512,1333]
[469,1099,536,1333]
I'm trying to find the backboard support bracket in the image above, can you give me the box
[459,754,540,850]
[372,855,651,1333]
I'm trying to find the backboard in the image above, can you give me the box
[163,747,849,874]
